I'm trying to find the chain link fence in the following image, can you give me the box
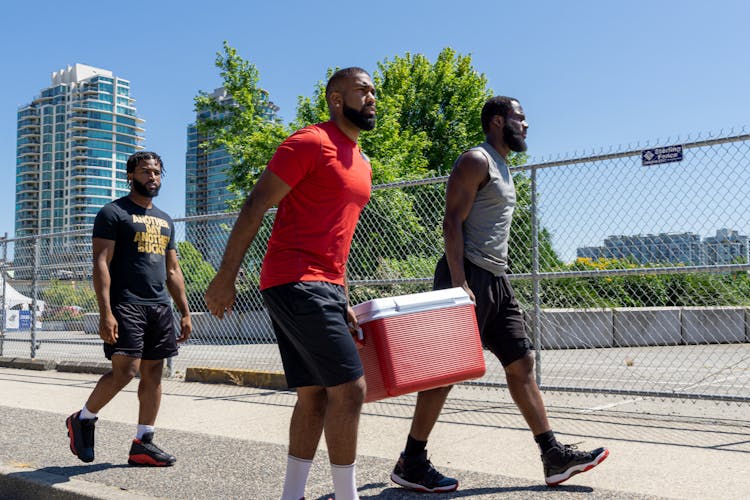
[1,130,748,403]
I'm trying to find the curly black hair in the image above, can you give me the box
[126,151,165,174]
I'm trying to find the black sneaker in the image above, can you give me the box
[542,444,609,486]
[390,450,459,493]
[66,411,97,463]
[128,432,176,466]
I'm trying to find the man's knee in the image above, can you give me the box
[138,360,165,386]
[296,386,328,417]
[504,351,535,381]
[110,356,139,380]
[327,376,366,410]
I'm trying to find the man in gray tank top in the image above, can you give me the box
[390,97,608,492]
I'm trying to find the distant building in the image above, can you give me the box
[703,228,749,265]
[185,87,278,267]
[576,246,605,261]
[15,64,143,279]
[577,229,749,266]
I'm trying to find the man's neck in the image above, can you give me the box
[332,116,360,143]
[128,192,153,209]
[486,138,510,161]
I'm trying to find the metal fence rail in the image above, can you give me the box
[1,129,748,403]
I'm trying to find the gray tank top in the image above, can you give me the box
[462,142,516,276]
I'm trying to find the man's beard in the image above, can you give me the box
[343,102,376,131]
[504,122,527,152]
[132,178,160,198]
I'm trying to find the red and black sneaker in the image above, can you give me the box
[542,444,609,486]
[128,432,176,466]
[66,411,97,463]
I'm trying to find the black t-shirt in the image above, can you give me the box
[93,196,176,305]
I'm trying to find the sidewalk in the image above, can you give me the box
[0,366,748,499]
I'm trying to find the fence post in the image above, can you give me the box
[1,233,6,356]
[30,237,39,358]
[530,165,542,387]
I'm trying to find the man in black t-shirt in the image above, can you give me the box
[66,151,192,466]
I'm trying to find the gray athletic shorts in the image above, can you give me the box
[261,281,364,389]
[434,255,532,367]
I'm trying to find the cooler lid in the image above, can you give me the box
[352,287,473,324]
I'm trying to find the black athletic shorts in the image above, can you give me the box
[104,303,178,360]
[434,255,532,367]
[261,281,364,389]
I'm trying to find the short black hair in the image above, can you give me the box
[126,151,164,174]
[481,96,519,134]
[325,67,371,99]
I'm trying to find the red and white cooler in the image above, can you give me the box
[352,287,486,402]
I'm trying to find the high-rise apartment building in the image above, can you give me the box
[15,64,144,278]
[185,87,278,267]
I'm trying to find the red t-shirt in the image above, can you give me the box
[259,121,372,290]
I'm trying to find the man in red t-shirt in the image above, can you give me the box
[206,67,375,500]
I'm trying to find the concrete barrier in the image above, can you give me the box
[86,306,749,350]
[189,311,275,344]
[538,308,614,349]
[84,311,276,344]
[681,306,746,344]
[56,360,111,374]
[0,357,56,370]
[41,320,84,332]
[83,313,98,334]
[614,307,682,347]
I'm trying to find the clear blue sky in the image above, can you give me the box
[2,0,748,260]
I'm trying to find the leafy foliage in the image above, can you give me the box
[191,43,750,312]
[512,257,750,309]
[194,42,289,206]
[40,280,97,313]
[196,44,556,282]
[177,241,216,309]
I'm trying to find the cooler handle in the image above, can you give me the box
[392,288,469,312]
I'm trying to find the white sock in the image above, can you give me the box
[135,424,155,440]
[330,462,358,500]
[79,404,97,420]
[281,455,312,500]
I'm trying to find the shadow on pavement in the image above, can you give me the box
[9,462,131,484]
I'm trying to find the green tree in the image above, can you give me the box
[177,241,216,310]
[194,41,289,205]
[368,49,490,176]
[40,280,97,313]
[508,173,563,274]
[533,257,750,309]
[199,44,560,282]
[294,48,493,182]
[353,50,494,278]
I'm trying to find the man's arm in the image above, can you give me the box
[443,150,489,303]
[166,248,192,343]
[92,237,117,344]
[205,168,291,318]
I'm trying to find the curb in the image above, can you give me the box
[184,367,287,389]
[56,361,111,375]
[0,357,56,371]
[0,464,156,500]
[0,357,287,389]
